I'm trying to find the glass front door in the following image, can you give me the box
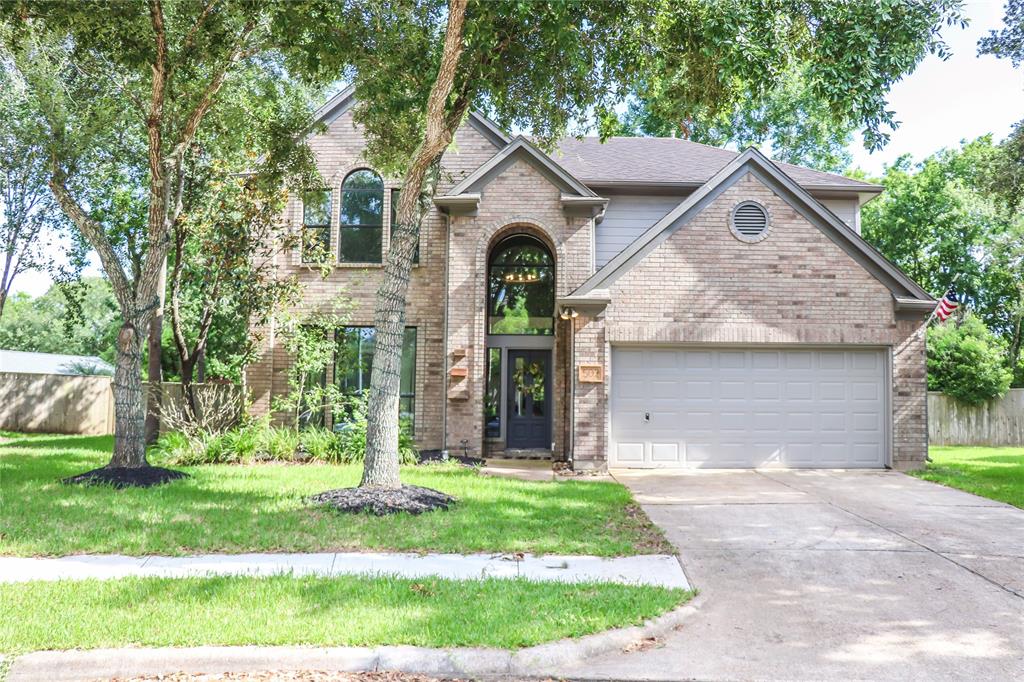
[506,349,551,449]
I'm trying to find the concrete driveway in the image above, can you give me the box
[565,470,1024,681]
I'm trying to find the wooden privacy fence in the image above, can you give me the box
[929,389,1024,447]
[0,372,242,436]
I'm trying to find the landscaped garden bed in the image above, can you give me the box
[0,433,671,556]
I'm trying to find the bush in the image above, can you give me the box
[928,313,1013,405]
[327,394,418,466]
[153,399,418,466]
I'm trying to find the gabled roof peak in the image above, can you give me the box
[567,146,930,304]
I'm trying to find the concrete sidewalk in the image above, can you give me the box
[0,550,689,589]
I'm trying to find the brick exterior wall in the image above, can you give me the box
[245,109,500,450]
[444,159,593,457]
[248,111,928,471]
[574,173,928,470]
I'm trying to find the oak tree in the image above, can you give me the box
[337,0,964,494]
[2,0,352,484]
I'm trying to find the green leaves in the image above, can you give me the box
[861,136,1024,387]
[928,313,1014,405]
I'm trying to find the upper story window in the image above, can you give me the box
[487,234,555,335]
[301,190,331,262]
[339,169,384,263]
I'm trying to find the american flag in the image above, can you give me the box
[935,289,960,322]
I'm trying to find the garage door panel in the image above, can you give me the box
[851,381,880,401]
[784,352,813,369]
[649,350,679,369]
[649,380,678,399]
[818,352,846,370]
[611,347,887,469]
[718,351,747,369]
[852,442,883,464]
[650,442,681,463]
[752,382,781,400]
[819,382,846,401]
[785,381,814,400]
[751,352,780,369]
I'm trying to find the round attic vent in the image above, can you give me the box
[730,201,771,242]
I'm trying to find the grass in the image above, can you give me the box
[911,445,1024,509]
[0,433,670,557]
[0,574,690,653]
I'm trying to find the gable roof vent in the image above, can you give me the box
[730,201,770,242]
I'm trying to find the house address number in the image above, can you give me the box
[578,363,604,383]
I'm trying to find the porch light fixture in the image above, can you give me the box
[559,307,578,320]
[503,271,540,284]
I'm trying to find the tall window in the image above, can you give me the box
[336,326,417,429]
[487,235,555,335]
[301,190,331,262]
[484,347,501,438]
[390,189,418,263]
[339,169,384,263]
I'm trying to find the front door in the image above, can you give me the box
[507,349,551,449]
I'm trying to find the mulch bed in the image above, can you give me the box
[110,672,467,681]
[62,465,189,489]
[416,449,484,467]
[308,485,456,516]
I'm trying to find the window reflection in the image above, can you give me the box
[487,235,554,335]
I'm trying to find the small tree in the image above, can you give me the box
[272,301,352,430]
[0,58,68,319]
[928,313,1013,405]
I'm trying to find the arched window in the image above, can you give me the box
[339,169,384,262]
[487,234,554,335]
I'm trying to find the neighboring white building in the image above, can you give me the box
[0,349,114,376]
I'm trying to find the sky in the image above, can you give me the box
[10,0,1023,298]
[848,0,1024,175]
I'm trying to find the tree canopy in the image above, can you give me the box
[0,0,355,477]
[328,0,969,492]
[861,136,1024,386]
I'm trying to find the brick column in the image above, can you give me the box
[571,314,608,470]
[892,319,928,470]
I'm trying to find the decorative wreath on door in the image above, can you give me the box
[512,361,545,402]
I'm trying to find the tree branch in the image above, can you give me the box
[48,169,133,312]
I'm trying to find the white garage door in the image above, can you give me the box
[610,348,888,468]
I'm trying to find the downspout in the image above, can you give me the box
[568,316,575,466]
[442,212,451,452]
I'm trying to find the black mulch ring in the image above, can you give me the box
[308,484,456,516]
[62,466,190,489]
[416,449,485,467]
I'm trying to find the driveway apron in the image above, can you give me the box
[562,469,1024,681]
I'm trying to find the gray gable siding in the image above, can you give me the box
[596,194,687,267]
[819,198,860,234]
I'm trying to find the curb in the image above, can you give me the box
[6,596,703,681]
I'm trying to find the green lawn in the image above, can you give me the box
[0,574,690,652]
[0,433,670,557]
[912,446,1024,509]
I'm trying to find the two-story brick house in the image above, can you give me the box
[246,86,936,471]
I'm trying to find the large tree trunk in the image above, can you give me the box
[361,0,468,489]
[110,321,149,468]
[144,256,167,444]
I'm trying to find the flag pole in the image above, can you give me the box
[924,272,964,329]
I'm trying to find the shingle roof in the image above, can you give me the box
[0,349,114,376]
[551,137,880,192]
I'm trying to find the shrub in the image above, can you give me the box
[153,398,418,466]
[928,313,1013,405]
[327,394,418,465]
